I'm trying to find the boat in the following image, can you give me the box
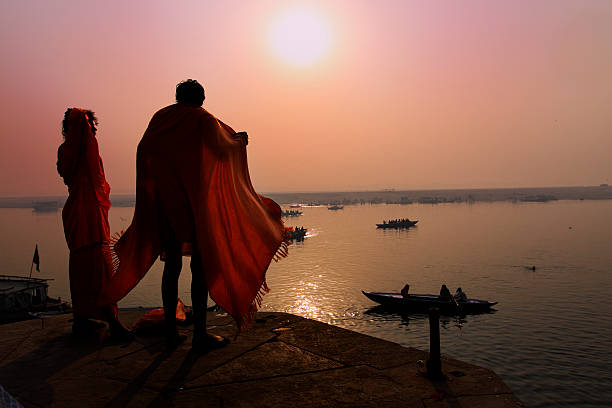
[32,200,60,213]
[519,195,557,202]
[328,205,344,210]
[289,227,307,242]
[281,210,303,217]
[362,291,497,314]
[376,219,418,229]
[417,197,442,204]
[1,275,71,324]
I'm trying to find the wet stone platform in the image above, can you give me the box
[0,311,524,407]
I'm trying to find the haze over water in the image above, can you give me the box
[3,195,611,407]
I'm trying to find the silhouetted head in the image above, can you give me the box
[176,79,205,106]
[62,108,98,139]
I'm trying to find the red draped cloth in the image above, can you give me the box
[99,104,288,331]
[57,108,117,320]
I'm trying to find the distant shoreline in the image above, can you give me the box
[1,185,611,209]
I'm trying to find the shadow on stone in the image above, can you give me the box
[104,348,176,407]
[145,350,204,407]
[0,332,101,406]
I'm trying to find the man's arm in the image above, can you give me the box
[218,120,248,146]
[204,116,247,152]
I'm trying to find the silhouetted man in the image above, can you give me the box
[99,80,288,350]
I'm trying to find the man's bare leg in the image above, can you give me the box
[190,251,207,338]
[191,251,228,350]
[162,248,185,347]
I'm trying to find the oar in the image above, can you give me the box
[451,293,462,315]
[451,296,465,330]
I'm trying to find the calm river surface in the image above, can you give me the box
[2,199,611,407]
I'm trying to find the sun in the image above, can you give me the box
[268,7,332,67]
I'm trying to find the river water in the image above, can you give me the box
[2,199,611,407]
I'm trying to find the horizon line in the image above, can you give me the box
[1,184,609,200]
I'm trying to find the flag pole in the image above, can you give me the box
[30,244,39,279]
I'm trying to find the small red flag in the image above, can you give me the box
[32,244,40,272]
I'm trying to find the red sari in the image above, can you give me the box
[99,104,288,331]
[57,108,117,320]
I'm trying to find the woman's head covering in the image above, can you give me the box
[57,108,95,186]
[64,108,94,139]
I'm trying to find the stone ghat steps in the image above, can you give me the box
[0,311,524,407]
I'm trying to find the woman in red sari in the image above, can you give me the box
[57,108,131,340]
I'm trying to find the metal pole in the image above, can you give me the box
[426,307,442,379]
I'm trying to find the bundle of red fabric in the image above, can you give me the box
[133,298,190,333]
[99,104,288,331]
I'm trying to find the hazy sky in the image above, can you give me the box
[1,0,611,196]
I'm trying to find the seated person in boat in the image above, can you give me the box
[439,284,452,301]
[400,284,410,298]
[454,287,467,302]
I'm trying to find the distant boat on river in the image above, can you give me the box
[519,195,558,202]
[328,205,344,210]
[376,219,418,229]
[289,227,307,242]
[282,210,302,217]
[32,201,60,212]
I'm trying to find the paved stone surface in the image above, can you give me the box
[0,311,524,407]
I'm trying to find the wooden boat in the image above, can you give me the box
[281,210,303,217]
[376,219,418,229]
[1,275,71,324]
[289,227,307,242]
[32,200,60,213]
[519,195,557,202]
[328,205,344,210]
[362,291,497,314]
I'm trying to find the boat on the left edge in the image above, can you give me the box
[1,275,71,324]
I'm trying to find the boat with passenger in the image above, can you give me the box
[362,290,497,314]
[289,226,307,242]
[282,210,303,217]
[376,218,418,229]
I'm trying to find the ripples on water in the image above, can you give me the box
[1,200,612,407]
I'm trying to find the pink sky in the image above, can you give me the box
[1,0,611,196]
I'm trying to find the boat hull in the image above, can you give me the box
[362,291,497,314]
[376,220,418,229]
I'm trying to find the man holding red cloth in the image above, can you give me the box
[100,80,288,349]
